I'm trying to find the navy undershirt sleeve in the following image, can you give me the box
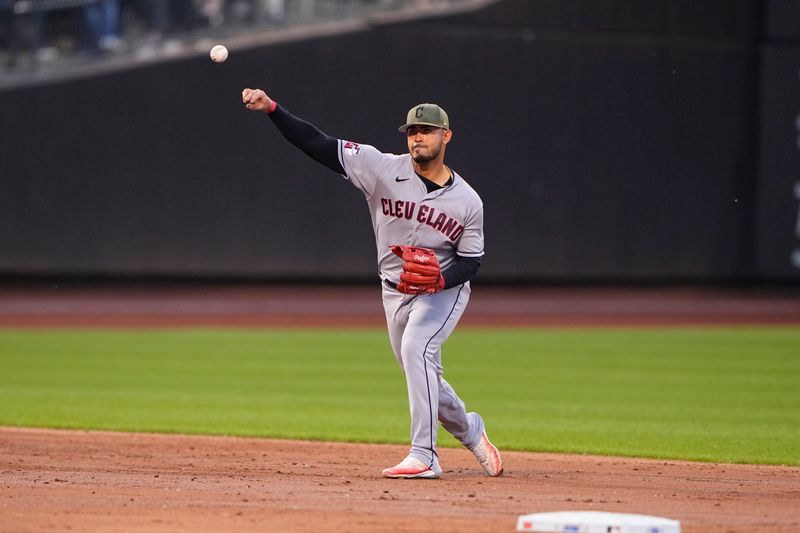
[268,104,345,174]
[442,256,482,289]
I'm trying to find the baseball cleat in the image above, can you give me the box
[382,456,441,479]
[467,412,504,477]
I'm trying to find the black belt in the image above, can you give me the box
[383,279,398,289]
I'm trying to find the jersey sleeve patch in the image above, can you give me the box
[343,141,361,157]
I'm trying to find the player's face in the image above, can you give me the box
[407,126,451,163]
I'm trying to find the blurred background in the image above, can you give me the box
[1,0,799,286]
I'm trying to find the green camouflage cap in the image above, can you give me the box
[398,103,450,132]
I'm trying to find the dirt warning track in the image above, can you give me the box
[1,284,798,328]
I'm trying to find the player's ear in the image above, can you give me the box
[442,129,453,144]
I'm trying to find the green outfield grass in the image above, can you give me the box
[0,328,798,465]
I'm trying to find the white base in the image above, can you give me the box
[516,511,681,533]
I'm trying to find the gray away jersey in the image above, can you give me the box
[336,139,484,283]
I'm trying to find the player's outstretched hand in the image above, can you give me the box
[242,88,274,112]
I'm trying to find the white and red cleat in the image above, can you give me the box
[382,456,441,479]
[467,412,504,477]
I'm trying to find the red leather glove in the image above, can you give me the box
[390,245,445,295]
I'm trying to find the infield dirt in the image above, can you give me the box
[2,427,799,533]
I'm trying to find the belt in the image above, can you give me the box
[383,279,398,290]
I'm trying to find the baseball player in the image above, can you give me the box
[242,88,503,479]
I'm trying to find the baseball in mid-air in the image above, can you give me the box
[210,44,228,63]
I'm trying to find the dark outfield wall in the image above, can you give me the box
[1,0,788,282]
[755,0,800,279]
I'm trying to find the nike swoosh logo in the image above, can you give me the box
[395,176,409,182]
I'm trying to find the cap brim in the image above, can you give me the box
[398,122,448,133]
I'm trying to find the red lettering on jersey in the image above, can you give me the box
[441,217,459,237]
[417,205,429,223]
[431,212,448,231]
[425,207,435,224]
[381,197,464,241]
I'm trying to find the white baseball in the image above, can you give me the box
[210,44,228,63]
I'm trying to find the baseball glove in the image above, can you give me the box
[390,245,445,295]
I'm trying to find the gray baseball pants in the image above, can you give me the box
[381,281,480,471]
